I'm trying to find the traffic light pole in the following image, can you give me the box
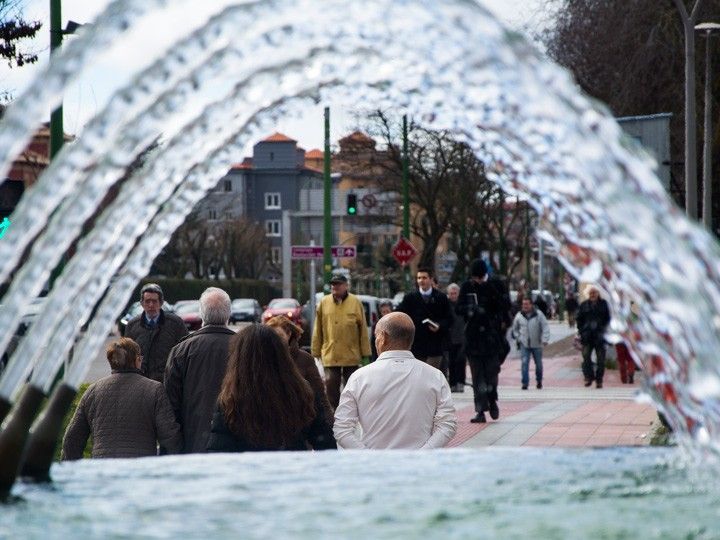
[323,107,332,292]
[50,0,64,159]
[402,115,411,291]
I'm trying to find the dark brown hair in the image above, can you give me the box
[265,314,303,348]
[106,337,141,370]
[218,324,315,448]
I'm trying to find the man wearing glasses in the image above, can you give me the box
[125,283,188,383]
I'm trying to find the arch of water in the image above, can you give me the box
[0,0,718,485]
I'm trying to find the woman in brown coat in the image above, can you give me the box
[265,315,334,418]
[62,338,182,459]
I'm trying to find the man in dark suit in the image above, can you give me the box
[397,267,452,370]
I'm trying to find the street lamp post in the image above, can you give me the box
[696,22,720,231]
[673,0,704,219]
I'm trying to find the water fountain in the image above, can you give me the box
[0,0,719,534]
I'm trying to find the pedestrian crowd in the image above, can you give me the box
[62,262,637,460]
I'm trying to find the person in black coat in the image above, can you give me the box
[576,286,611,388]
[206,324,336,452]
[457,259,507,423]
[396,267,453,370]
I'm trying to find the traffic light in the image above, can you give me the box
[346,193,358,215]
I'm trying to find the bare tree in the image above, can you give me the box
[0,0,41,68]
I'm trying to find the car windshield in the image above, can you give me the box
[174,301,200,314]
[232,300,255,308]
[269,299,298,309]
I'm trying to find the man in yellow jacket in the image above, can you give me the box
[312,274,371,408]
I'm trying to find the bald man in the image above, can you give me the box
[333,312,457,449]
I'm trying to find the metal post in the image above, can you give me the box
[50,0,64,160]
[402,115,411,290]
[323,107,332,292]
[309,238,317,333]
[538,236,544,293]
[701,28,716,230]
[524,203,531,283]
[282,210,291,297]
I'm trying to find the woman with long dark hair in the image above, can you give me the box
[207,324,336,452]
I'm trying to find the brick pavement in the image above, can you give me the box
[450,346,658,448]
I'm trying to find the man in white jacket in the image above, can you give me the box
[333,312,457,449]
[512,297,550,390]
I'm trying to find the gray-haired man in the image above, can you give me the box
[164,287,236,453]
[125,283,188,383]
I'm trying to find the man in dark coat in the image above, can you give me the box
[458,259,507,423]
[125,283,188,383]
[396,267,452,369]
[165,287,235,453]
[576,285,611,388]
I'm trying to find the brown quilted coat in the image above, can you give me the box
[61,369,182,459]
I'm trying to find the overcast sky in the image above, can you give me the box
[4,0,553,156]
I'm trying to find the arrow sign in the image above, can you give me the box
[291,245,357,259]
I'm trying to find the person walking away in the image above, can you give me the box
[206,325,336,452]
[125,283,188,383]
[446,283,466,392]
[266,315,334,430]
[615,343,636,384]
[458,259,506,423]
[62,337,182,459]
[512,297,550,390]
[311,274,371,409]
[576,286,611,388]
[164,287,235,453]
[370,301,394,361]
[333,312,457,449]
[396,267,453,370]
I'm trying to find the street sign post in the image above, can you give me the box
[291,245,357,259]
[392,237,417,266]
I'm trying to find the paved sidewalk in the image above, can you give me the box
[450,323,658,448]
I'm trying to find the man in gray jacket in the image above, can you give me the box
[512,297,550,390]
[164,287,235,453]
[125,283,188,383]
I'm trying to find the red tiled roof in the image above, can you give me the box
[305,149,323,158]
[231,157,253,170]
[340,130,373,142]
[262,132,296,143]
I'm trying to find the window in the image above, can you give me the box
[224,211,233,220]
[270,247,281,264]
[223,180,232,192]
[208,209,217,220]
[265,220,281,236]
[265,192,281,209]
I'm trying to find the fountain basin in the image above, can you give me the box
[3,447,718,538]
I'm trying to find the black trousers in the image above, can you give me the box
[325,365,359,409]
[448,343,466,387]
[581,342,606,383]
[467,351,501,413]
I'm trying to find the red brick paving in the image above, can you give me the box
[452,349,658,448]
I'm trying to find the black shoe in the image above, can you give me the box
[628,373,634,384]
[521,384,528,390]
[489,403,499,420]
[596,381,603,389]
[537,382,542,389]
[470,412,487,423]
[584,379,592,387]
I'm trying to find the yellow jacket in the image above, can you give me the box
[311,293,371,367]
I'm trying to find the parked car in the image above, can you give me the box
[117,300,174,336]
[230,298,262,323]
[262,298,303,325]
[173,300,202,331]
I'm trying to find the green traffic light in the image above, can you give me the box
[348,207,356,215]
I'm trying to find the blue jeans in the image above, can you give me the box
[520,346,543,387]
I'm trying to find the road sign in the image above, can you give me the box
[291,245,357,259]
[331,245,356,258]
[291,246,324,259]
[392,237,417,265]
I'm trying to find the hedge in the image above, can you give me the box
[130,277,281,307]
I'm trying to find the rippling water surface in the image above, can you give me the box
[3,448,718,539]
